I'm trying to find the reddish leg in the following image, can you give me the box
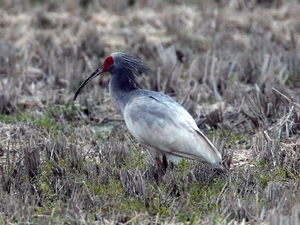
[155,155,168,184]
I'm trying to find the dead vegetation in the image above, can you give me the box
[0,0,300,224]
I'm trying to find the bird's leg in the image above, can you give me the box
[155,155,168,184]
[162,154,168,172]
[155,157,163,184]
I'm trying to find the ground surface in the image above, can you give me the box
[0,0,300,224]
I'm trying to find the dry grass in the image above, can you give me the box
[0,0,300,224]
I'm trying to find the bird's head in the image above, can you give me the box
[74,52,151,101]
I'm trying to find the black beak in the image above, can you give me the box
[74,65,105,101]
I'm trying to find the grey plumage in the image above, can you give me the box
[74,52,224,182]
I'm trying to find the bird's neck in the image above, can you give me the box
[109,75,136,117]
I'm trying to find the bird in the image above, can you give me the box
[74,52,224,183]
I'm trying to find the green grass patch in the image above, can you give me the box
[88,178,124,197]
[0,109,60,132]
[118,198,146,214]
[179,213,197,225]
[189,179,225,213]
[0,102,83,132]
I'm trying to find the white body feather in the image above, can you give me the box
[122,90,223,168]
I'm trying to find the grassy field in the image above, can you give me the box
[0,0,300,224]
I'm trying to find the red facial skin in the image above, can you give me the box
[103,55,114,71]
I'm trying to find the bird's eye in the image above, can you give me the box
[103,55,114,71]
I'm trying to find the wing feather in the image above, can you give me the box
[123,91,222,168]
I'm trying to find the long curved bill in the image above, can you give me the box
[74,65,104,101]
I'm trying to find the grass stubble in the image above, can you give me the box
[0,0,300,224]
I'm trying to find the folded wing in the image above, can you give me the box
[123,91,223,168]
